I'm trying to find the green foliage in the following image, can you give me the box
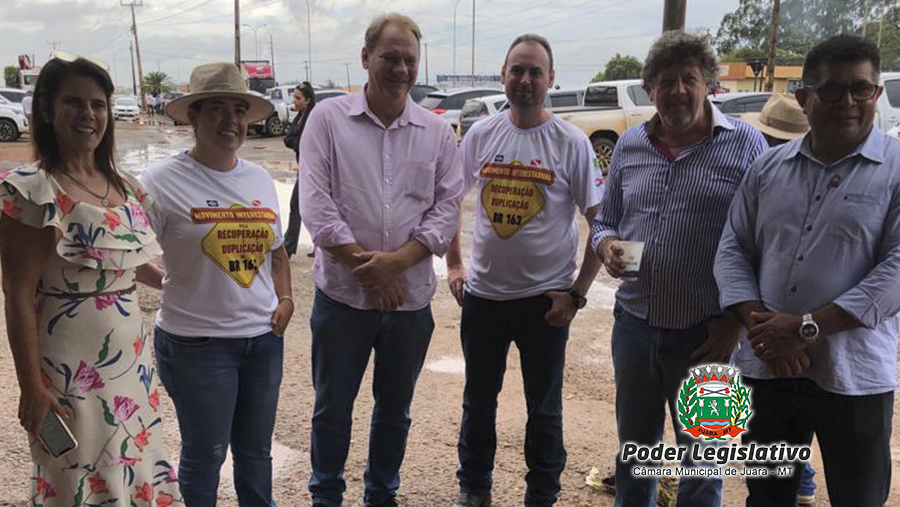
[604,53,643,81]
[591,70,604,83]
[140,71,173,96]
[4,66,20,88]
[730,376,753,428]
[718,46,805,66]
[677,378,698,429]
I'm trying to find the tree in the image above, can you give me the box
[718,46,805,66]
[715,0,864,56]
[141,71,173,96]
[600,54,643,82]
[323,79,338,89]
[4,66,20,88]
[591,70,605,83]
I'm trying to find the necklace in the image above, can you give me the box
[60,170,112,207]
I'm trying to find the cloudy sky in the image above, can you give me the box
[0,0,739,91]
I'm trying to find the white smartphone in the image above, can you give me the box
[38,410,78,458]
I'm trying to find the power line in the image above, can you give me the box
[143,0,219,25]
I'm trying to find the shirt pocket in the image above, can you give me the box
[829,192,885,244]
[404,161,436,206]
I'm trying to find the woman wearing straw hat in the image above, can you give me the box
[141,62,293,506]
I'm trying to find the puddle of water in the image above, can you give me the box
[120,144,182,175]
[425,355,466,375]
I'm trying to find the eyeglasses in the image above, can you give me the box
[806,82,879,103]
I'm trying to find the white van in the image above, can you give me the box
[877,72,900,131]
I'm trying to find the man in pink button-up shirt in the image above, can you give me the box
[299,12,464,507]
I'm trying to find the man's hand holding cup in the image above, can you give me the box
[598,237,627,278]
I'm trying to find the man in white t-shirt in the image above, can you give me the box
[445,34,604,507]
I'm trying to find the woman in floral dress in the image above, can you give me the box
[0,57,181,506]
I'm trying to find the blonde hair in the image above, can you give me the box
[364,13,422,52]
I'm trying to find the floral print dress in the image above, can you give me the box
[0,165,182,507]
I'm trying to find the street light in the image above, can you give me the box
[453,0,463,76]
[242,23,267,60]
[306,0,313,83]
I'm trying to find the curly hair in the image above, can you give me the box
[642,30,718,87]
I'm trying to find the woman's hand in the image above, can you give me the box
[271,298,294,337]
[19,380,66,436]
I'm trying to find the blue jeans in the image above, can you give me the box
[611,306,723,507]
[457,292,568,507]
[154,327,283,507]
[799,462,815,498]
[308,289,434,507]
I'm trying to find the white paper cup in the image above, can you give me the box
[619,241,645,281]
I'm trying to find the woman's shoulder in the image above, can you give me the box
[0,163,59,207]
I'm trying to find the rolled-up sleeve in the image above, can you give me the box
[410,125,464,257]
[714,163,762,309]
[833,187,900,329]
[299,107,357,248]
[590,144,624,252]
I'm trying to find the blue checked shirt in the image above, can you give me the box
[715,130,900,395]
[592,104,767,329]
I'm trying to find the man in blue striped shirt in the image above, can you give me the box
[715,35,900,507]
[591,31,766,507]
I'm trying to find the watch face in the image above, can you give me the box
[800,323,818,339]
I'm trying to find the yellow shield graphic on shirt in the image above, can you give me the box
[193,205,277,288]
[479,161,553,240]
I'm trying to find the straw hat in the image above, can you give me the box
[165,63,273,124]
[742,93,809,140]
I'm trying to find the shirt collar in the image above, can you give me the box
[793,126,885,165]
[347,85,427,129]
[646,99,734,140]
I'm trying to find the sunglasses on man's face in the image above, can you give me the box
[805,81,879,103]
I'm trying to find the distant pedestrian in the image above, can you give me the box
[716,34,900,507]
[592,30,767,507]
[300,12,464,507]
[445,33,603,507]
[283,81,316,257]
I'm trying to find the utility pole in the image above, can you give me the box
[878,2,886,49]
[129,39,137,97]
[863,0,872,37]
[303,61,310,82]
[471,0,475,86]
[453,0,463,75]
[424,42,429,86]
[122,1,146,111]
[344,62,351,90]
[47,41,62,54]
[234,0,241,67]
[270,33,276,81]
[765,0,781,92]
[662,0,687,31]
[306,0,313,84]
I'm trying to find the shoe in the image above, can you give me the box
[454,491,492,507]
[371,499,399,507]
[797,492,815,506]
[601,474,615,494]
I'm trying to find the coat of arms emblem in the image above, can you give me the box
[678,365,752,440]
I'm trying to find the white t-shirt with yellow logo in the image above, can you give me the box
[462,112,603,301]
[142,152,283,337]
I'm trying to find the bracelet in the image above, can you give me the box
[278,295,294,310]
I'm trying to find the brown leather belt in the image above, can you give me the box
[38,284,137,298]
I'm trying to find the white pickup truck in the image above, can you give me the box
[876,72,900,132]
[553,79,657,174]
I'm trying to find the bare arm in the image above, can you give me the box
[270,245,294,336]
[572,205,602,296]
[0,217,66,434]
[135,262,164,290]
[445,214,466,306]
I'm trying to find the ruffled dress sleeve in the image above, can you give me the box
[0,164,162,270]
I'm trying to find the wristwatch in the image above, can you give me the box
[567,288,587,310]
[799,313,820,344]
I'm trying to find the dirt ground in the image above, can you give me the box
[0,121,897,507]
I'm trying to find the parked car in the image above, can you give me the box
[876,72,900,131]
[547,86,585,108]
[0,95,25,116]
[458,93,512,138]
[112,97,140,121]
[708,92,772,117]
[0,104,28,142]
[552,79,657,174]
[411,84,438,104]
[0,88,27,105]
[268,86,349,131]
[887,121,900,140]
[247,90,284,137]
[419,87,501,127]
